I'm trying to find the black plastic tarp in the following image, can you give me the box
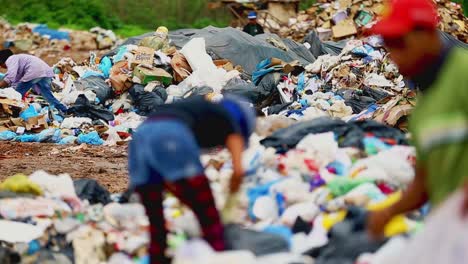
[74,179,112,205]
[74,76,113,104]
[109,27,316,75]
[260,117,408,153]
[68,94,115,122]
[224,224,289,256]
[303,31,347,58]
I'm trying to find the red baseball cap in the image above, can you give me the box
[370,0,439,38]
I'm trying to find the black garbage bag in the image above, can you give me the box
[362,86,391,101]
[305,207,387,264]
[73,179,112,205]
[267,102,294,115]
[303,31,346,58]
[260,117,408,153]
[74,76,113,104]
[353,120,408,145]
[260,118,357,153]
[128,84,167,116]
[224,224,289,256]
[0,246,20,264]
[68,94,115,122]
[345,96,376,114]
[337,89,377,114]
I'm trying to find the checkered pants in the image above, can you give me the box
[136,175,225,264]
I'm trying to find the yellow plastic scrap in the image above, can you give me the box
[367,191,409,237]
[367,191,402,211]
[322,211,347,231]
[0,174,43,196]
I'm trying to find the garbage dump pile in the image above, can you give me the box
[0,7,466,262]
[0,19,118,64]
[261,0,468,42]
[0,26,420,145]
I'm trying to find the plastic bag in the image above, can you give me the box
[224,224,289,256]
[59,136,77,145]
[77,132,104,145]
[98,57,112,78]
[383,191,468,264]
[20,105,39,121]
[0,131,17,141]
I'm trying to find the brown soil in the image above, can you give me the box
[0,142,129,193]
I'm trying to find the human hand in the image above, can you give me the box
[367,209,393,240]
[461,182,468,218]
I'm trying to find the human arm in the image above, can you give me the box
[0,80,8,88]
[2,57,18,87]
[367,165,429,238]
[226,133,245,194]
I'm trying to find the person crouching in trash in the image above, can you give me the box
[128,95,256,263]
[0,49,68,114]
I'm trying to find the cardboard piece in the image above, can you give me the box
[332,19,358,38]
[110,61,133,94]
[133,65,173,86]
[131,46,155,67]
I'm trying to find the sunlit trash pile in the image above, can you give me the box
[0,16,454,264]
[0,19,118,53]
[263,0,467,42]
[0,171,149,264]
[0,132,419,263]
[0,22,415,145]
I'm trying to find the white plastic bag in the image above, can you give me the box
[387,191,468,264]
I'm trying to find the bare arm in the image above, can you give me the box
[368,165,428,238]
[0,80,8,88]
[226,133,245,193]
[387,165,429,215]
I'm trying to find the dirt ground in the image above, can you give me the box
[0,142,129,193]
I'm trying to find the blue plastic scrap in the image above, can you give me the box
[77,131,104,145]
[32,25,70,41]
[99,57,113,78]
[59,136,78,145]
[19,105,39,121]
[0,131,17,141]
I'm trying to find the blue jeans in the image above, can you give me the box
[128,119,205,187]
[16,77,67,112]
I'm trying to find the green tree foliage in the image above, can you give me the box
[0,0,230,36]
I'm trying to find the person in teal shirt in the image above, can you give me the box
[366,0,468,238]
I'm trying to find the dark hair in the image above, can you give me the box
[0,49,13,64]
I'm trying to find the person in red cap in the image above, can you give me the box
[367,0,468,238]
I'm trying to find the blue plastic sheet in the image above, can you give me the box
[247,179,283,220]
[20,105,39,121]
[77,132,104,145]
[59,136,77,145]
[17,134,39,142]
[0,131,17,141]
[32,25,70,41]
[36,129,59,143]
[82,71,105,79]
[113,45,129,63]
[98,57,112,78]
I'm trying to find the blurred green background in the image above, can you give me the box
[0,0,465,37]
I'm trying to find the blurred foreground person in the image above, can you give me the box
[367,0,468,238]
[0,49,68,113]
[128,95,256,263]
